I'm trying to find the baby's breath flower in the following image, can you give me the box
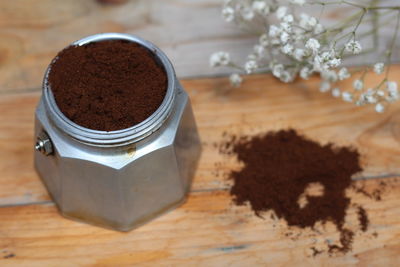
[253,44,264,56]
[373,63,384,75]
[280,71,294,83]
[294,48,305,61]
[244,60,258,74]
[305,38,320,53]
[210,51,230,67]
[353,79,363,91]
[280,31,290,44]
[299,13,317,30]
[300,66,312,79]
[283,14,294,23]
[222,6,235,22]
[387,81,398,93]
[332,88,341,98]
[269,25,281,38]
[276,6,288,20]
[272,64,284,78]
[338,67,350,80]
[229,73,242,87]
[281,43,294,54]
[259,34,269,47]
[290,0,306,6]
[213,2,399,113]
[375,103,385,113]
[364,91,377,104]
[318,50,341,68]
[386,81,398,101]
[376,90,385,97]
[280,22,292,32]
[342,91,353,102]
[321,70,338,82]
[240,7,255,21]
[365,95,378,104]
[320,81,331,92]
[312,55,324,72]
[386,82,399,102]
[329,58,341,68]
[345,40,362,54]
[252,0,270,15]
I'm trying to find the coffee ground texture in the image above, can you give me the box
[220,129,366,254]
[48,40,167,131]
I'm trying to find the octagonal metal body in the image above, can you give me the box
[33,33,201,231]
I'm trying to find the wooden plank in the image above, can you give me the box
[0,68,400,265]
[0,177,399,266]
[0,0,398,92]
[0,92,50,205]
[1,1,400,264]
[0,0,249,91]
[1,66,400,205]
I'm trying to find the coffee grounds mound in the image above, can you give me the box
[220,129,366,254]
[48,40,167,131]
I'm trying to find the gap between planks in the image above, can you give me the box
[0,173,398,209]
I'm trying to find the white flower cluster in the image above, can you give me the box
[211,0,400,112]
[209,51,231,67]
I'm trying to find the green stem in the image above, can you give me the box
[308,1,400,10]
[385,10,400,77]
[338,9,366,56]
[371,0,379,49]
[376,78,388,89]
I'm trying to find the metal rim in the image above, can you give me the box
[42,33,176,147]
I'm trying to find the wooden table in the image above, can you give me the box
[0,0,398,91]
[1,68,400,266]
[1,1,400,266]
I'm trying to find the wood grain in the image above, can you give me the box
[1,65,400,265]
[0,0,398,92]
[1,1,400,265]
[0,178,399,266]
[1,67,400,205]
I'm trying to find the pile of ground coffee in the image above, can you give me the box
[48,40,167,131]
[220,129,365,253]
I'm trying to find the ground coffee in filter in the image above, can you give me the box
[48,40,167,131]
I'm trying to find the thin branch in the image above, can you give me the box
[385,9,400,77]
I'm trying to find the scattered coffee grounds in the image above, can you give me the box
[220,129,365,254]
[352,180,387,201]
[357,206,369,232]
[328,229,354,254]
[311,247,323,257]
[48,40,167,131]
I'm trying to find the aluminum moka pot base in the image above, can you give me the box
[34,33,202,231]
